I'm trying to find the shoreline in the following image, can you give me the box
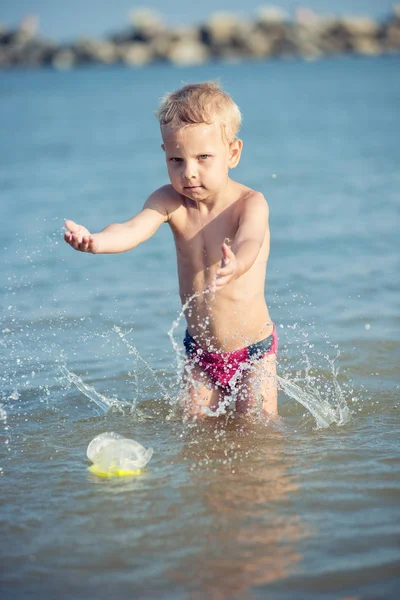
[1,6,400,70]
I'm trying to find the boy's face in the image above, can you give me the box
[161,122,242,202]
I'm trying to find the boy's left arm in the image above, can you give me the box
[215,193,269,289]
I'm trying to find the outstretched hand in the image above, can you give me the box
[64,220,97,253]
[214,241,238,290]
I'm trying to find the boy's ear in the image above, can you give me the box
[161,144,165,152]
[228,139,243,168]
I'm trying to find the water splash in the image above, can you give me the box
[277,376,337,428]
[113,325,169,399]
[167,291,201,385]
[59,364,129,414]
[277,348,351,428]
[327,353,352,425]
[58,287,351,429]
[166,291,350,427]
[59,327,175,419]
[0,406,7,423]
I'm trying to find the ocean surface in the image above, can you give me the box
[0,56,399,599]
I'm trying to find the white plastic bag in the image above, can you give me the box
[87,432,153,477]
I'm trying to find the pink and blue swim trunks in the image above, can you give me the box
[184,325,278,389]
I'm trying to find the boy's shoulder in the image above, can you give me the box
[145,184,184,217]
[234,183,269,213]
[149,184,182,203]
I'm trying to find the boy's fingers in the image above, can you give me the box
[215,268,234,283]
[221,242,234,259]
[217,260,235,275]
[65,220,91,241]
[72,234,87,250]
[215,276,231,288]
[64,230,94,252]
[217,267,232,278]
[65,219,80,233]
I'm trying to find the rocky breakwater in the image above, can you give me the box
[1,7,400,69]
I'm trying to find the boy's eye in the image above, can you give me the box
[170,157,182,163]
[198,154,210,160]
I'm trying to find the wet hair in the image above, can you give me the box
[156,81,242,142]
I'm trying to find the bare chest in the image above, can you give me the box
[171,205,239,269]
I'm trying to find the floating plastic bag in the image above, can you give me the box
[87,432,153,477]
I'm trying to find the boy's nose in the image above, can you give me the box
[182,162,196,181]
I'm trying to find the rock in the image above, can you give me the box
[0,35,56,67]
[19,15,40,38]
[117,42,154,66]
[317,16,381,55]
[295,8,319,26]
[340,16,379,37]
[230,22,275,57]
[167,39,209,66]
[353,37,382,55]
[74,38,117,64]
[17,39,56,66]
[318,20,354,54]
[384,24,400,49]
[392,4,400,21]
[254,8,297,57]
[256,5,289,25]
[253,20,298,57]
[128,8,166,41]
[154,25,209,65]
[201,12,242,46]
[295,23,324,59]
[169,25,201,44]
[51,48,76,70]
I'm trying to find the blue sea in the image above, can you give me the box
[1,56,399,599]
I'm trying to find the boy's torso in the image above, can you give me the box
[162,182,272,352]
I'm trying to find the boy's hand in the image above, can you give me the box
[214,241,238,290]
[64,220,97,253]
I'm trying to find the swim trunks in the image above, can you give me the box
[183,325,278,389]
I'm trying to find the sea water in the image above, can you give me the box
[0,57,399,599]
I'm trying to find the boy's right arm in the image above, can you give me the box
[64,186,178,254]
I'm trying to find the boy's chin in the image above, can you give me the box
[181,186,207,198]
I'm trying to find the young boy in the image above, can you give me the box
[64,82,278,419]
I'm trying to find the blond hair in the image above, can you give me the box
[156,81,242,142]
